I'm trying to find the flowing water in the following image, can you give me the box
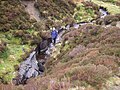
[16,3,109,84]
[99,8,108,18]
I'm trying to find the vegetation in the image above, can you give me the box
[92,0,120,14]
[0,0,32,31]
[0,0,120,90]
[35,0,76,21]
[0,30,32,83]
[74,3,96,22]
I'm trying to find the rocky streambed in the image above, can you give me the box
[13,2,111,85]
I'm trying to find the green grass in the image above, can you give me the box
[0,30,33,83]
[92,0,120,14]
[73,3,96,22]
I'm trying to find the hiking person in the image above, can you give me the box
[51,27,58,45]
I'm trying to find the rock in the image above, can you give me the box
[15,51,46,84]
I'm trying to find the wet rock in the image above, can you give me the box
[38,61,45,72]
[17,51,39,83]
[34,2,40,9]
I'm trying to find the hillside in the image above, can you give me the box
[0,0,120,90]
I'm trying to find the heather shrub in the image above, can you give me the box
[62,16,75,25]
[66,64,110,87]
[68,44,86,58]
[0,0,31,31]
[94,55,119,72]
[82,1,99,11]
[35,0,76,20]
[104,15,119,25]
[34,20,46,31]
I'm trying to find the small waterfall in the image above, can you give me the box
[99,6,109,18]
[73,23,80,29]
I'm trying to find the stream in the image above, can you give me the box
[13,1,109,85]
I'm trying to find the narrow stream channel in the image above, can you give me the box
[13,2,109,85]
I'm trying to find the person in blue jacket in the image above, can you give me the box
[51,27,58,45]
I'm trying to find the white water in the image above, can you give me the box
[19,51,39,78]
[99,8,108,18]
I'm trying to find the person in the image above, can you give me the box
[51,27,58,45]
